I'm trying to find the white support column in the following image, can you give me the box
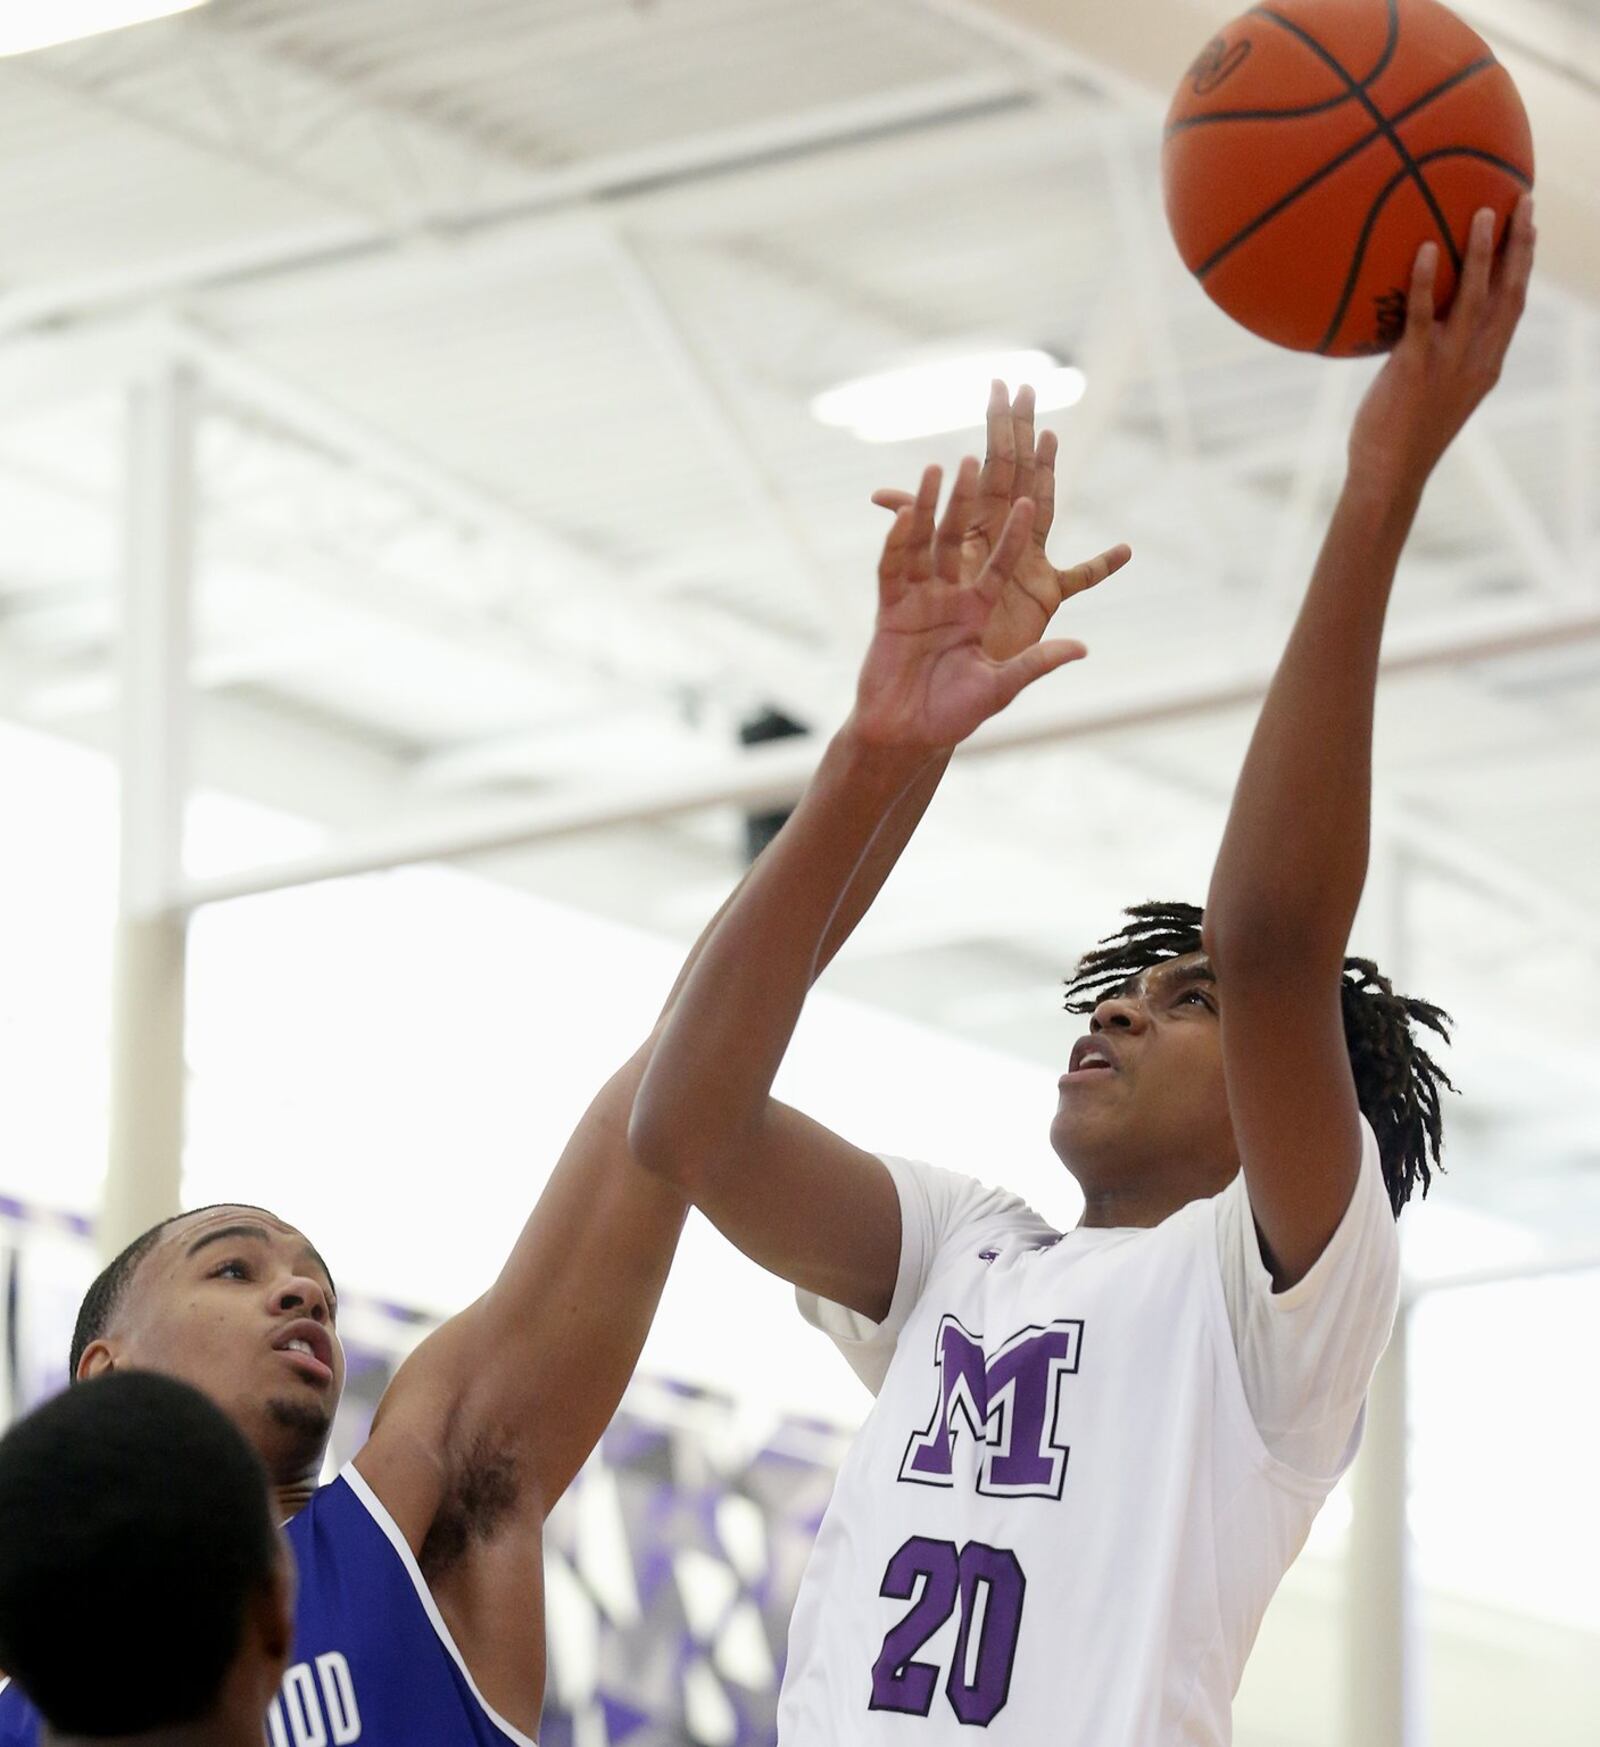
[1345,1300,1418,1747]
[1346,835,1421,1746]
[101,360,198,1262]
[1565,308,1595,587]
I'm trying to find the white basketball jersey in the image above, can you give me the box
[778,1123,1398,1745]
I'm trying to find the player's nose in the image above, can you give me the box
[1090,993,1146,1035]
[272,1274,332,1323]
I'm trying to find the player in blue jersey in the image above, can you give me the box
[0,1370,292,1744]
[0,546,1049,1742]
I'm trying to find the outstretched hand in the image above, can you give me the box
[1349,194,1536,492]
[850,457,1088,752]
[871,382,1131,661]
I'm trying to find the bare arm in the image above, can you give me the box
[356,733,950,1512]
[632,448,1127,1320]
[354,389,1103,1546]
[338,731,959,1726]
[1204,200,1535,1287]
[634,729,937,1321]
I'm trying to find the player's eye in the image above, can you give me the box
[1177,987,1214,1010]
[212,1258,251,1281]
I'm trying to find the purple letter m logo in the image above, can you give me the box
[899,1315,1082,1500]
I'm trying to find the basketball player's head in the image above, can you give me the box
[69,1203,345,1486]
[0,1370,293,1742]
[1053,901,1451,1219]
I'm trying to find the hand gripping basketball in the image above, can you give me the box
[1347,192,1535,488]
[1163,0,1535,356]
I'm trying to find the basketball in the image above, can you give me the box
[1162,0,1534,355]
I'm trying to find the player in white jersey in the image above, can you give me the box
[631,197,1535,1744]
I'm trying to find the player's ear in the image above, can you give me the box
[256,1538,297,1675]
[75,1341,114,1382]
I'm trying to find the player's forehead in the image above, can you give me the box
[155,1206,333,1287]
[1114,951,1215,1001]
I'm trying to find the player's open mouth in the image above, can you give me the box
[273,1321,335,1385]
[276,1343,334,1386]
[1060,1036,1120,1085]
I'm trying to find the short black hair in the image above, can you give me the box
[1063,900,1452,1217]
[0,1370,281,1734]
[69,1202,308,1381]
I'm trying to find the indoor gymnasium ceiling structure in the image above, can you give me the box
[1,0,1599,1266]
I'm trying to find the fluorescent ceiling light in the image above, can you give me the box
[811,349,1087,445]
[0,0,209,58]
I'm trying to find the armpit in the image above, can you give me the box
[419,1434,522,1582]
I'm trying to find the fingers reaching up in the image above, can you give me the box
[1401,239,1440,351]
[934,458,981,585]
[1400,193,1535,372]
[868,380,1042,532]
[1061,541,1133,603]
[973,498,1038,609]
[858,460,1088,751]
[1484,192,1535,356]
[866,382,1131,664]
[1350,194,1535,489]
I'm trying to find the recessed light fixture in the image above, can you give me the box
[0,0,209,59]
[811,348,1087,445]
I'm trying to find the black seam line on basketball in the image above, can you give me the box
[1313,147,1531,354]
[1410,143,1531,185]
[1167,46,1485,137]
[1167,0,1400,135]
[1194,57,1497,280]
[1166,94,1360,134]
[1249,0,1464,277]
[1356,0,1403,94]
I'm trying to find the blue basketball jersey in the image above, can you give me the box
[0,1463,536,1746]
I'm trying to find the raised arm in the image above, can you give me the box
[343,661,960,1730]
[1203,199,1535,1287]
[353,697,948,1502]
[351,393,1123,1722]
[631,443,1127,1320]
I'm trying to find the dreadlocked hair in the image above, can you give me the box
[1061,901,1453,1218]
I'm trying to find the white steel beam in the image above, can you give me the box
[1380,804,1600,961]
[102,359,197,1259]
[165,318,823,711]
[600,227,856,644]
[1565,308,1595,583]
[1344,1306,1418,1747]
[1455,422,1584,602]
[3,57,391,230]
[177,599,1600,912]
[0,324,149,429]
[1242,361,1351,655]
[911,0,1161,111]
[1408,1251,1600,1297]
[1096,121,1226,579]
[0,70,1033,342]
[165,318,602,580]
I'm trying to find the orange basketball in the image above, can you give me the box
[1162,0,1534,355]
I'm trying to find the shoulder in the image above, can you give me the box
[1207,1117,1401,1478]
[884,1153,1053,1250]
[797,1155,1055,1394]
[1211,1114,1397,1307]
